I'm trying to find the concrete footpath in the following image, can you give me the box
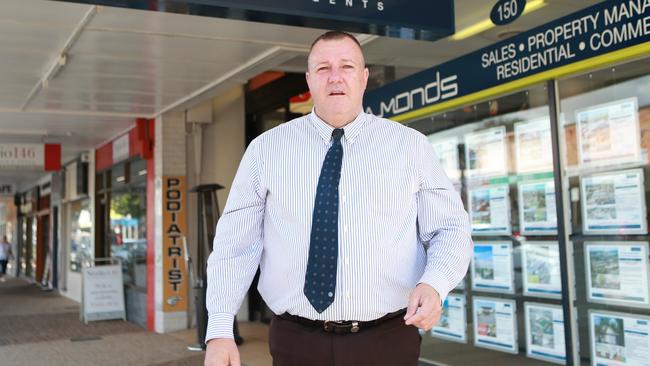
[0,277,272,366]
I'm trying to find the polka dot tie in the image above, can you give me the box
[304,128,344,313]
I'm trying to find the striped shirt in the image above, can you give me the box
[206,110,473,341]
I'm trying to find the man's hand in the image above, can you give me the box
[204,338,241,366]
[403,283,442,331]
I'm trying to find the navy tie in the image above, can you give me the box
[304,128,344,313]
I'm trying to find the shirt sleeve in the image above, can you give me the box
[415,134,473,302]
[205,138,266,342]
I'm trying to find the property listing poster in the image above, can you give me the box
[522,242,562,298]
[430,136,461,183]
[469,185,511,235]
[464,126,508,177]
[471,242,514,294]
[473,297,518,354]
[431,293,467,343]
[518,180,557,235]
[577,97,640,166]
[585,242,650,308]
[580,169,647,234]
[590,311,650,366]
[515,118,553,173]
[524,302,566,364]
[455,276,466,290]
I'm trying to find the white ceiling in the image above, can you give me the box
[0,0,601,189]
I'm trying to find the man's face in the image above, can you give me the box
[306,37,369,122]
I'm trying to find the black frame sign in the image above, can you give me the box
[56,0,455,42]
[364,0,650,119]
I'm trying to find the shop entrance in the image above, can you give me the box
[244,72,310,323]
[96,158,148,327]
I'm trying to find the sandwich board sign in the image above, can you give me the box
[81,258,126,323]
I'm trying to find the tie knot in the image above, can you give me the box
[332,128,344,142]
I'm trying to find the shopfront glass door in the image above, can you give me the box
[110,186,147,327]
[407,83,569,365]
[557,57,650,366]
[29,216,36,278]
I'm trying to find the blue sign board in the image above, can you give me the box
[365,0,650,118]
[57,0,455,42]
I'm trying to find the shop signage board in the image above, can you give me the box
[162,176,188,312]
[365,0,650,118]
[112,134,130,163]
[0,143,61,171]
[82,261,126,323]
[58,0,454,41]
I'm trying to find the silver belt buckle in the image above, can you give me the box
[350,321,360,333]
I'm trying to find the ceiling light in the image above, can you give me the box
[451,0,547,41]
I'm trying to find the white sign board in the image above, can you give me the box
[471,242,515,294]
[112,134,130,163]
[82,264,126,322]
[580,169,647,235]
[0,143,44,169]
[589,310,650,366]
[473,296,518,354]
[524,302,566,364]
[464,126,508,178]
[431,293,467,343]
[585,242,650,308]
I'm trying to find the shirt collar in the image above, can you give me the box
[309,108,367,145]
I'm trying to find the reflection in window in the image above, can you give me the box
[69,199,92,272]
[110,189,147,289]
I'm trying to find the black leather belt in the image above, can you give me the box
[278,309,406,334]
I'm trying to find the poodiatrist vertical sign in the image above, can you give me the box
[162,176,188,312]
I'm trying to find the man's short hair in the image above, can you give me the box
[309,31,365,65]
[310,30,362,51]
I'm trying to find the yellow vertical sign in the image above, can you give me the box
[162,176,188,312]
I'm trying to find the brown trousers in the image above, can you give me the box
[269,314,421,366]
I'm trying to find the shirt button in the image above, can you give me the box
[328,292,333,297]
[346,293,351,299]
[345,258,350,265]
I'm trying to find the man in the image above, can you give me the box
[205,31,472,366]
[0,236,13,282]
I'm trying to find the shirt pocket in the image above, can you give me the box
[368,168,417,217]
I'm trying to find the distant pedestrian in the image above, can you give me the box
[0,235,13,282]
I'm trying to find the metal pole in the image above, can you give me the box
[547,79,579,365]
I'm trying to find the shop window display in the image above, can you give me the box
[69,199,92,272]
[558,57,650,366]
[403,55,650,365]
[407,83,561,365]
